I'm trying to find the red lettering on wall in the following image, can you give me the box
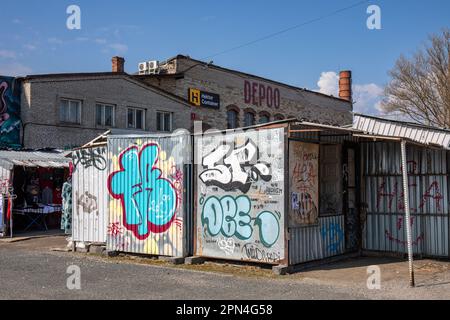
[252,82,258,106]
[243,81,281,109]
[258,84,265,107]
[244,81,251,104]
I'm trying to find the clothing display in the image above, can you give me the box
[61,178,72,234]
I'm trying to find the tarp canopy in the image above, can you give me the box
[0,149,70,170]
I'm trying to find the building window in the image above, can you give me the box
[259,113,270,124]
[227,110,238,129]
[127,107,145,130]
[244,111,255,127]
[157,111,172,132]
[274,114,284,121]
[60,98,81,124]
[96,103,115,127]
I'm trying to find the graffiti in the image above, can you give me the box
[0,77,21,148]
[170,165,184,207]
[0,179,16,199]
[201,196,280,248]
[199,139,271,193]
[321,222,344,253]
[289,142,319,226]
[0,82,10,126]
[108,143,178,240]
[241,243,281,263]
[217,237,235,255]
[107,222,123,236]
[73,147,107,171]
[376,180,443,213]
[418,181,443,211]
[76,191,98,214]
[385,217,424,246]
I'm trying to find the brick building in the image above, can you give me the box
[136,55,353,130]
[2,55,353,150]
[19,58,192,149]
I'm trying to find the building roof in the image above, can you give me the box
[158,54,352,104]
[353,113,450,149]
[0,149,70,170]
[21,72,192,107]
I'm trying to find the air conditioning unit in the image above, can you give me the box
[138,62,149,75]
[147,60,159,74]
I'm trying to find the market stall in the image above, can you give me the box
[0,149,70,237]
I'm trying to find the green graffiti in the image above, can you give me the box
[201,196,279,248]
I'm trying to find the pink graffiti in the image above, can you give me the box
[0,81,10,126]
[377,180,442,213]
[386,217,424,246]
[107,222,123,236]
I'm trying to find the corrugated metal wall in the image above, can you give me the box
[195,127,286,264]
[107,133,191,257]
[362,142,449,257]
[72,146,109,243]
[0,164,12,233]
[289,215,345,264]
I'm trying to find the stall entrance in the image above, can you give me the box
[11,166,68,234]
[343,143,361,253]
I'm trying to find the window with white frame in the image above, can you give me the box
[96,103,115,127]
[60,98,81,124]
[157,111,172,132]
[127,107,145,130]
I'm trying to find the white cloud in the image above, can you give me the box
[317,71,339,96]
[12,18,22,24]
[0,50,16,59]
[353,83,384,114]
[108,43,128,54]
[95,38,107,44]
[316,71,384,115]
[0,62,32,76]
[48,37,63,45]
[76,37,89,42]
[23,44,37,51]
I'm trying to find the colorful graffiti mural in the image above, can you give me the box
[107,135,189,257]
[0,76,21,148]
[196,128,285,263]
[108,143,178,240]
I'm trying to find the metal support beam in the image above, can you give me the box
[400,140,415,287]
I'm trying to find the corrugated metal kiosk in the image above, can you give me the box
[107,132,192,258]
[194,119,450,267]
[71,141,109,244]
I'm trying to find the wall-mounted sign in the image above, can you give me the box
[244,80,280,109]
[188,88,220,109]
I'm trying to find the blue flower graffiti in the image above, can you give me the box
[0,76,21,148]
[108,143,178,240]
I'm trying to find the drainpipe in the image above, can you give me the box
[400,140,415,287]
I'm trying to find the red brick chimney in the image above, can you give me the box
[112,56,125,73]
[339,70,352,102]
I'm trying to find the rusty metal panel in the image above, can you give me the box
[107,133,191,257]
[72,146,108,243]
[362,142,449,257]
[195,127,285,264]
[289,215,345,264]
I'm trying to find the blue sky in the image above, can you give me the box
[1,0,449,115]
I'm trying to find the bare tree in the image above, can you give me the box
[380,29,450,127]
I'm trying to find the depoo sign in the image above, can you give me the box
[188,88,220,109]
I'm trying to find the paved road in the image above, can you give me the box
[0,237,365,300]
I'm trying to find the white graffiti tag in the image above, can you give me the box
[200,139,271,193]
[217,237,235,256]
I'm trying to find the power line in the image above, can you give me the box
[202,0,371,60]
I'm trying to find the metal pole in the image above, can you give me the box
[400,140,415,287]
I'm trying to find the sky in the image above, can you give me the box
[1,0,449,115]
